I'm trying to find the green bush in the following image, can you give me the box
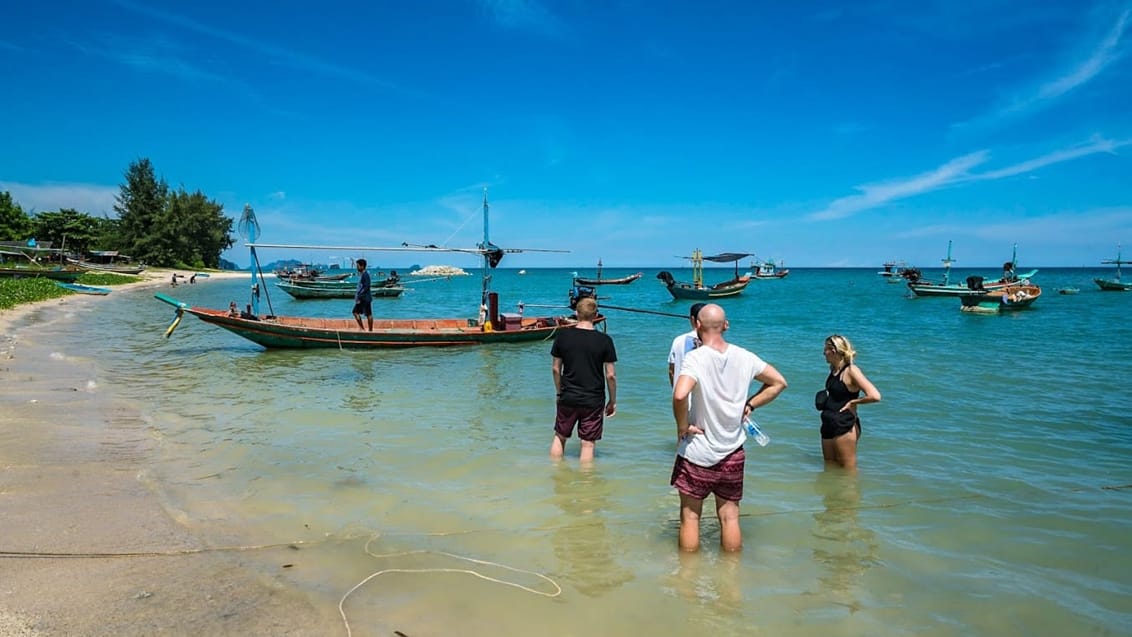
[0,278,70,310]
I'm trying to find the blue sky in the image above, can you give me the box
[1,0,1130,270]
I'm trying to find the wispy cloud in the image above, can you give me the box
[71,32,226,83]
[0,39,23,53]
[956,7,1130,129]
[810,151,988,220]
[1002,7,1130,115]
[477,0,566,38]
[111,0,408,92]
[973,135,1132,180]
[0,182,119,215]
[810,136,1132,220]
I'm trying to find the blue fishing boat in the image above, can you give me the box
[55,282,112,296]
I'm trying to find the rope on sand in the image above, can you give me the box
[338,534,561,637]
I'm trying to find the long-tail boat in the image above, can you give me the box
[1094,244,1132,291]
[572,259,643,286]
[157,191,603,348]
[905,242,1038,297]
[656,250,752,300]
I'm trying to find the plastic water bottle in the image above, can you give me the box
[744,417,770,447]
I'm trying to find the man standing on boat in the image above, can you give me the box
[352,258,373,331]
[671,303,787,551]
[550,297,617,463]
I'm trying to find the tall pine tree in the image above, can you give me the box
[114,158,169,264]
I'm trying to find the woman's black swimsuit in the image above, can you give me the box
[820,366,861,440]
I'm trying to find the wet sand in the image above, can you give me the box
[0,270,336,636]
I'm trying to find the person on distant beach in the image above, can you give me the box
[171,273,178,287]
[352,259,373,331]
[550,297,617,462]
[189,273,197,284]
[819,334,881,470]
[671,303,787,552]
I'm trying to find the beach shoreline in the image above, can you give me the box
[0,268,335,636]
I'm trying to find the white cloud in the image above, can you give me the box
[478,0,565,37]
[0,182,119,216]
[1003,8,1130,115]
[810,135,1132,221]
[955,7,1130,129]
[810,151,989,220]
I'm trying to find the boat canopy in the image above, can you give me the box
[700,252,752,263]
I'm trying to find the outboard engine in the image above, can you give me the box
[568,284,597,310]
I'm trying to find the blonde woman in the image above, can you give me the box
[819,335,881,469]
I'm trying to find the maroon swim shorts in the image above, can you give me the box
[554,403,604,442]
[670,447,746,502]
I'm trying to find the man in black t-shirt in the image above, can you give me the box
[550,297,617,462]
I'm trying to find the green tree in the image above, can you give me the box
[159,188,235,268]
[31,209,102,254]
[114,158,169,264]
[0,191,33,241]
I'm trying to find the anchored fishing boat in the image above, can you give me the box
[749,257,789,280]
[960,282,1042,313]
[157,192,602,348]
[275,274,404,300]
[572,259,643,286]
[1094,245,1132,291]
[905,242,1037,297]
[656,250,752,300]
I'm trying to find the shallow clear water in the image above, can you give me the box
[8,266,1132,636]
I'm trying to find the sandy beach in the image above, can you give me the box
[0,269,335,636]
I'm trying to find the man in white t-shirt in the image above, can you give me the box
[668,302,706,386]
[670,303,788,552]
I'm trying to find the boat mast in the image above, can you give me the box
[941,240,954,286]
[596,258,603,280]
[479,188,491,315]
[692,248,703,288]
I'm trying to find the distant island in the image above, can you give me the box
[411,265,470,276]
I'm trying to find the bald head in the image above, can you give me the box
[696,303,727,332]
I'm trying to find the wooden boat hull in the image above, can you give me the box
[55,282,111,295]
[573,272,642,286]
[276,281,404,299]
[0,266,85,281]
[67,259,146,275]
[908,270,1039,297]
[1094,278,1132,291]
[662,277,751,300]
[752,270,789,280]
[158,295,601,349]
[960,285,1041,312]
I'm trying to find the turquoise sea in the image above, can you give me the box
[6,265,1132,636]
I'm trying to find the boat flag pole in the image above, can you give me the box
[941,240,954,286]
